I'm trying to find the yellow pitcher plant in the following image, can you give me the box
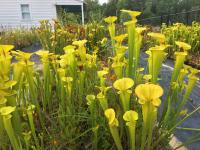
[135,83,163,150]
[105,108,123,150]
[113,78,134,112]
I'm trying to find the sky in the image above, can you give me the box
[99,0,108,5]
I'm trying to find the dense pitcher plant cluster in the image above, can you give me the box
[0,10,199,150]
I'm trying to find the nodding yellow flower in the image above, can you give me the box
[114,78,134,112]
[97,68,109,78]
[0,106,16,116]
[137,67,144,72]
[0,80,17,89]
[100,37,108,46]
[114,34,128,45]
[12,51,34,66]
[111,54,126,78]
[36,50,51,62]
[27,105,35,112]
[175,41,191,51]
[63,45,75,54]
[86,95,96,106]
[97,86,111,110]
[113,78,134,91]
[72,40,87,48]
[62,77,73,83]
[0,45,14,54]
[135,83,163,107]
[143,74,152,82]
[104,108,119,127]
[116,46,128,55]
[121,9,141,20]
[148,32,166,44]
[123,110,138,127]
[189,67,200,75]
[98,68,109,86]
[104,16,117,24]
[136,27,146,34]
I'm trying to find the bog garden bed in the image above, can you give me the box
[0,10,200,150]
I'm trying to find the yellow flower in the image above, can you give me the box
[72,40,87,48]
[136,27,146,34]
[63,45,75,54]
[86,95,96,106]
[123,110,138,127]
[121,9,141,20]
[97,68,109,78]
[104,108,119,126]
[0,106,16,116]
[143,74,152,81]
[113,78,134,91]
[135,84,163,106]
[114,34,128,45]
[104,16,117,24]
[175,41,191,51]
[148,32,166,44]
[36,50,51,62]
[0,45,14,54]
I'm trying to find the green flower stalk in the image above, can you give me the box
[97,86,111,111]
[175,69,199,118]
[123,110,138,150]
[27,105,40,150]
[105,108,123,150]
[135,84,163,150]
[62,77,73,107]
[12,51,44,128]
[104,16,117,55]
[121,10,141,79]
[134,28,146,76]
[124,20,136,78]
[86,95,98,150]
[0,106,21,150]
[111,54,126,79]
[22,131,32,150]
[97,68,109,87]
[36,50,52,111]
[113,78,134,112]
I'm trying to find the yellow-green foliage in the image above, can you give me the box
[0,28,38,49]
[161,22,200,57]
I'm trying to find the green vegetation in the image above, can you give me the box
[0,10,199,150]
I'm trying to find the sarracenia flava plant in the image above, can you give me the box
[0,9,199,150]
